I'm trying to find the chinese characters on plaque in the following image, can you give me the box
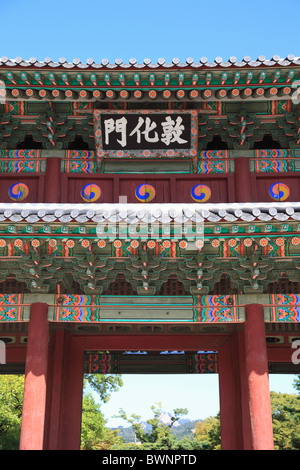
[100,113,192,150]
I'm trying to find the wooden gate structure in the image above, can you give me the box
[0,54,299,449]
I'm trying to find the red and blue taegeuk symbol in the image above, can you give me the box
[135,184,156,202]
[8,183,29,201]
[269,182,290,201]
[80,184,101,202]
[191,184,211,202]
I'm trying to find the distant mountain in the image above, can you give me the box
[110,412,202,443]
[158,411,180,426]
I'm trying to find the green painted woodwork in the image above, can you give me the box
[1,291,299,325]
[1,109,297,151]
[2,66,299,90]
[0,225,299,294]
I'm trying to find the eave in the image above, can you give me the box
[0,55,299,103]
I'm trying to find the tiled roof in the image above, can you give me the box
[0,55,299,70]
[0,202,299,224]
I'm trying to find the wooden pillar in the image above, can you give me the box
[244,304,274,450]
[236,331,252,450]
[234,157,252,202]
[19,303,49,450]
[218,335,244,450]
[44,157,61,203]
[44,329,67,450]
[43,333,84,450]
[57,337,83,450]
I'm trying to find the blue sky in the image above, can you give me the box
[2,0,299,426]
[101,373,298,427]
[1,0,299,64]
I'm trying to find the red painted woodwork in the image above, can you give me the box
[61,174,115,203]
[0,175,44,203]
[57,335,83,450]
[61,174,234,204]
[44,330,67,450]
[218,337,243,450]
[2,158,300,206]
[5,347,26,363]
[218,332,254,450]
[2,324,297,450]
[267,347,295,362]
[244,304,274,450]
[236,331,252,450]
[72,333,230,351]
[175,175,232,203]
[44,157,61,203]
[19,303,49,450]
[119,176,171,203]
[234,157,252,202]
[253,173,300,202]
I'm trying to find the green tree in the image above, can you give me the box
[271,391,300,450]
[81,392,107,450]
[84,374,123,404]
[116,402,189,450]
[293,375,300,394]
[0,373,123,450]
[194,414,221,450]
[80,374,124,450]
[80,392,123,450]
[192,376,300,450]
[0,375,24,450]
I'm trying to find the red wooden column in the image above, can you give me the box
[218,337,240,449]
[234,157,252,202]
[43,332,84,450]
[43,329,67,450]
[236,330,252,450]
[244,303,274,450]
[19,303,49,450]
[218,334,247,450]
[44,157,61,203]
[57,336,84,450]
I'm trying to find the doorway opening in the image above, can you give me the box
[81,349,220,450]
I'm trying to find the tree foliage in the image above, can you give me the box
[80,392,123,450]
[116,402,199,450]
[0,375,24,450]
[0,373,123,450]
[80,374,123,450]
[84,374,123,404]
[192,378,300,450]
[194,414,221,450]
[293,375,300,394]
[271,390,300,450]
[0,373,299,450]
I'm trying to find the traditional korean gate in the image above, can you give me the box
[0,53,299,451]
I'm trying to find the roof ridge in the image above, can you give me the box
[0,55,299,69]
